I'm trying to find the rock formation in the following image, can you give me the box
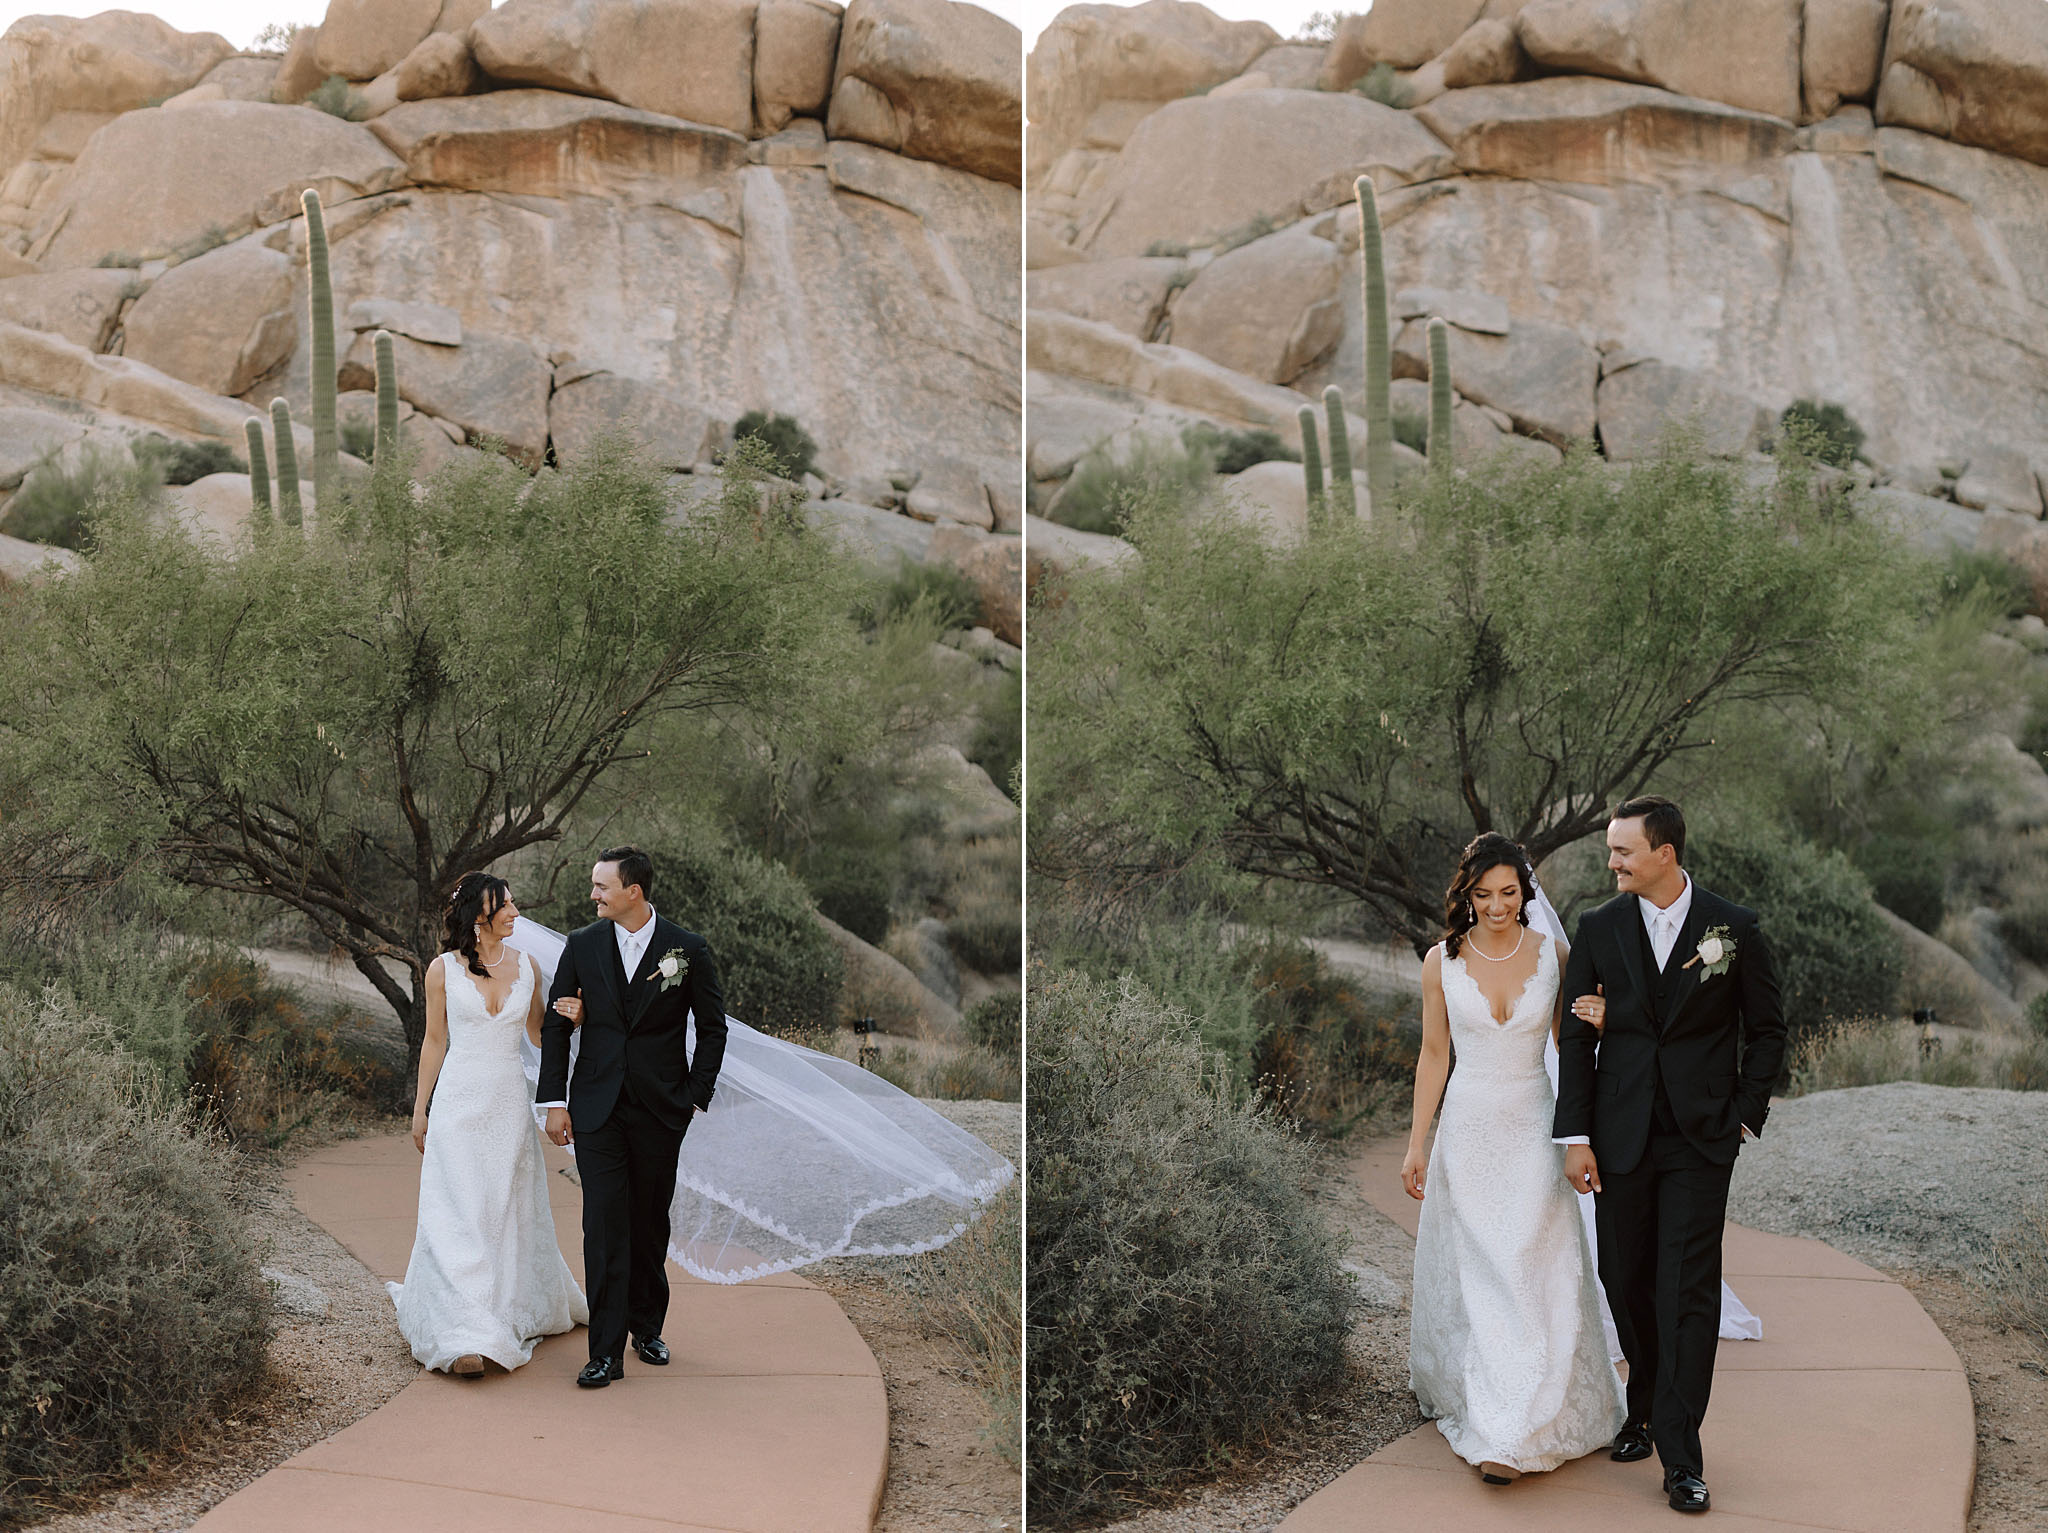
[0,0,1022,640]
[1026,0,2048,580]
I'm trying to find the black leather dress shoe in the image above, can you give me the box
[1664,1469,1710,1513]
[1611,1421,1654,1462]
[577,1356,624,1388]
[631,1334,670,1366]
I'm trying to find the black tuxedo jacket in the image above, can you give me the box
[537,916,728,1134]
[1552,884,1787,1174]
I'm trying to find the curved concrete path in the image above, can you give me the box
[193,1133,887,1533]
[1278,1135,1974,1533]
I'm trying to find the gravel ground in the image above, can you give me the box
[1728,1083,2048,1275]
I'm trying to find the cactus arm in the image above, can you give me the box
[302,188,338,510]
[1324,385,1357,520]
[1427,316,1453,475]
[1298,403,1324,522]
[271,398,303,528]
[245,417,272,529]
[374,329,399,470]
[1356,175,1393,509]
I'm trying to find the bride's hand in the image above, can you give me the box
[1400,1145,1427,1201]
[1570,984,1606,1033]
[552,993,584,1027]
[411,1111,428,1154]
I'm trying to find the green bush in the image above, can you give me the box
[1026,967,1357,1523]
[733,410,818,482]
[1786,1017,1987,1094]
[963,990,1020,1056]
[0,446,160,550]
[2026,989,2048,1040]
[1776,398,1866,468]
[943,838,1021,974]
[920,1044,1021,1101]
[339,415,376,461]
[1241,936,1419,1135]
[133,434,244,487]
[969,664,1022,804]
[305,74,356,119]
[1391,402,1428,455]
[1941,546,2034,620]
[1180,423,1299,476]
[870,557,983,632]
[802,847,895,946]
[2003,1035,2048,1091]
[1353,62,1411,108]
[1998,893,2048,966]
[1211,212,1283,256]
[1688,829,1905,1054]
[1048,435,1214,536]
[0,984,272,1513]
[1852,833,1948,933]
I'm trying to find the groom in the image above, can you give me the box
[537,846,727,1387]
[1553,797,1786,1514]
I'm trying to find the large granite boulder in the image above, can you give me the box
[1517,0,1805,122]
[828,0,1021,185]
[0,404,86,488]
[272,24,327,104]
[469,0,759,137]
[395,31,481,102]
[551,369,716,469]
[1025,255,1184,339]
[1323,0,1489,84]
[0,268,133,352]
[123,239,297,398]
[338,326,551,465]
[754,0,842,133]
[28,102,406,269]
[1391,313,1599,445]
[1074,90,1452,258]
[1802,0,1889,119]
[1876,0,2048,169]
[1169,228,1344,385]
[317,0,487,82]
[1596,357,1768,460]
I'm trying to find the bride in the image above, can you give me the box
[389,871,1015,1375]
[1402,834,1625,1480]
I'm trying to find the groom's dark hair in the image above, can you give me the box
[1613,795,1685,864]
[598,845,656,902]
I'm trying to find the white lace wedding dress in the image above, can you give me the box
[1409,933,1627,1472]
[387,951,588,1371]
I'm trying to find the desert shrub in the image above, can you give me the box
[1352,61,1410,107]
[803,846,894,946]
[0,446,160,550]
[1179,422,1299,476]
[0,923,195,1090]
[167,225,231,265]
[2026,991,2048,1040]
[1785,1017,1987,1094]
[2002,1035,2048,1091]
[1777,398,1865,468]
[339,415,376,460]
[132,434,243,486]
[93,251,142,269]
[545,835,843,1036]
[963,990,1020,1056]
[1940,546,2034,620]
[869,556,983,632]
[1211,212,1282,256]
[1241,936,1420,1135]
[1391,401,1428,454]
[969,663,1022,804]
[1026,967,1358,1523]
[1851,832,1947,933]
[1143,238,1191,259]
[1996,892,2048,967]
[1295,9,1341,43]
[305,74,356,119]
[1987,1193,2048,1356]
[943,838,1021,973]
[733,410,818,481]
[915,1179,1020,1461]
[0,984,271,1513]
[1687,829,1904,1054]
[919,1044,1021,1100]
[1048,435,1214,535]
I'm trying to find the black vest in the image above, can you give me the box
[1635,908,1682,1131]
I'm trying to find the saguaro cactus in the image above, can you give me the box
[271,399,303,528]
[374,329,399,469]
[1324,385,1356,520]
[1427,316,1453,475]
[1298,402,1324,519]
[245,417,272,528]
[1356,175,1394,510]
[302,188,339,509]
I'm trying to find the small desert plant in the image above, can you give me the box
[1986,1192,2048,1356]
[915,1179,1020,1459]
[968,663,1022,805]
[1295,9,1342,42]
[1026,967,1358,1522]
[943,838,1021,974]
[1143,238,1191,259]
[1353,61,1411,108]
[1241,936,1420,1135]
[305,74,357,119]
[733,410,818,481]
[339,415,376,461]
[1785,1017,1987,1094]
[252,20,303,51]
[962,990,1020,1057]
[92,251,143,269]
[1049,435,1215,535]
[868,556,983,632]
[919,1044,1021,1100]
[0,444,162,550]
[1776,398,1866,468]
[132,434,244,486]
[802,848,894,946]
[1391,401,1429,454]
[2026,990,2048,1040]
[1212,211,1283,255]
[168,224,232,265]
[1179,422,1299,476]
[2002,1034,2048,1091]
[0,984,272,1511]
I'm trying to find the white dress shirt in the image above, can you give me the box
[1557,874,1692,1149]
[537,907,660,1112]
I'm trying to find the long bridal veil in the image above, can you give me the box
[508,917,1015,1285]
[1526,883,1762,1353]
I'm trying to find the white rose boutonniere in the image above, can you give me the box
[655,947,690,992]
[1683,925,1736,979]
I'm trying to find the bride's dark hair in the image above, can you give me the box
[1442,833,1535,959]
[442,871,511,977]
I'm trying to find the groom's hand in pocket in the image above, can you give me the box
[1564,1144,1601,1195]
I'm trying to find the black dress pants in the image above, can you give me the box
[1594,1126,1734,1477]
[575,1082,687,1363]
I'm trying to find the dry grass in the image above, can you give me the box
[913,1180,1021,1464]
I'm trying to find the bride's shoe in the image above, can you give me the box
[450,1353,486,1377]
[1479,1462,1522,1484]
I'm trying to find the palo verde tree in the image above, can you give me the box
[0,434,847,1073]
[1029,433,1988,954]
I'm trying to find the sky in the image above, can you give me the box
[0,0,1342,54]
